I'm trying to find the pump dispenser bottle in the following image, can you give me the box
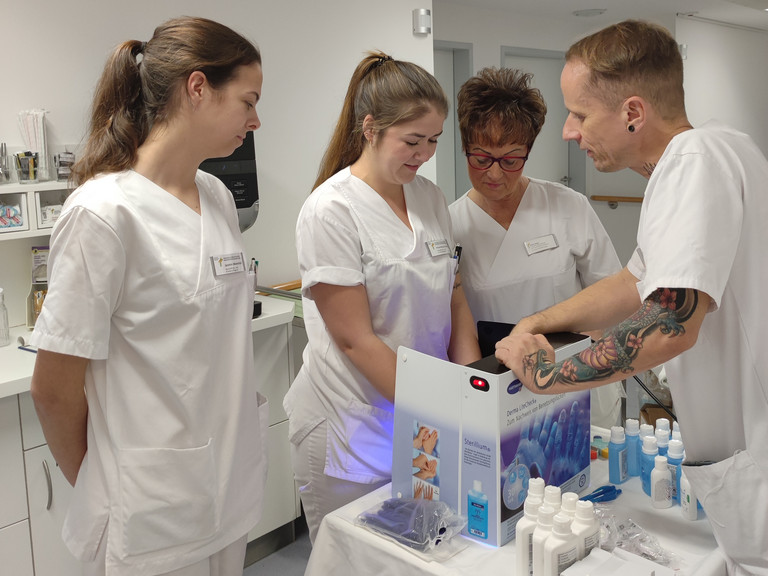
[651,455,672,508]
[641,435,659,496]
[571,500,600,560]
[625,419,641,477]
[543,513,578,576]
[609,426,628,484]
[515,496,543,576]
[532,505,556,576]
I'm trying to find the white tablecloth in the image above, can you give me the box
[305,458,722,576]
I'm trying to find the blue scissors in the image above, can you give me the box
[582,484,622,503]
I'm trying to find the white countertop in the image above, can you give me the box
[0,294,294,400]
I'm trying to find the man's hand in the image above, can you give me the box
[495,333,556,393]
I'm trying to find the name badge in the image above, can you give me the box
[524,234,559,256]
[426,239,451,257]
[210,252,246,277]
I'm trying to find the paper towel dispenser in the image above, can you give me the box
[199,131,259,232]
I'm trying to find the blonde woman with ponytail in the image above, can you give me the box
[284,52,481,542]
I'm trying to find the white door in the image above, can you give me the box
[503,50,570,186]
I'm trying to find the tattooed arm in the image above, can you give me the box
[513,267,642,337]
[496,288,710,395]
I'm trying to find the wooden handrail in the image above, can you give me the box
[590,195,643,203]
[271,279,302,291]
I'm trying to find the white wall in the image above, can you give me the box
[677,16,768,156]
[0,0,434,325]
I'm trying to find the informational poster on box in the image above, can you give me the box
[392,333,591,547]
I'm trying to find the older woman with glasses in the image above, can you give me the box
[449,67,623,428]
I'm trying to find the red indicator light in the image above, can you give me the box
[470,376,490,391]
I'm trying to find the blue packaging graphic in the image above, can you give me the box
[392,331,591,547]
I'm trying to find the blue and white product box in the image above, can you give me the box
[392,332,592,547]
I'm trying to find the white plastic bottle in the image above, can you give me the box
[641,435,658,496]
[656,417,671,438]
[543,513,578,576]
[544,485,562,514]
[666,439,684,504]
[560,492,578,521]
[528,476,546,501]
[532,505,556,576]
[516,496,543,576]
[0,288,10,347]
[679,468,699,520]
[651,455,672,508]
[571,500,600,560]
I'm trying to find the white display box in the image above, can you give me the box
[392,332,592,547]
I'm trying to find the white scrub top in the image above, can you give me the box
[284,168,455,484]
[628,121,768,574]
[31,170,268,576]
[449,178,620,325]
[450,179,623,428]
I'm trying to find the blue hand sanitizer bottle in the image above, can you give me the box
[609,426,628,484]
[468,480,488,539]
[641,435,659,497]
[625,419,641,477]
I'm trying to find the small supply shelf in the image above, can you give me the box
[0,180,73,240]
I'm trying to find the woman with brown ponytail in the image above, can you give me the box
[284,51,481,542]
[30,17,267,575]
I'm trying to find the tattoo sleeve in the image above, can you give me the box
[523,288,699,391]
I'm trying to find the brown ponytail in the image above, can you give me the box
[71,17,261,186]
[313,51,448,191]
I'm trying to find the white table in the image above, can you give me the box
[305,458,721,576]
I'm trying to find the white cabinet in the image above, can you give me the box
[0,396,28,529]
[0,181,71,241]
[24,445,81,576]
[0,396,34,574]
[0,521,34,576]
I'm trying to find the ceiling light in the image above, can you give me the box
[573,9,607,17]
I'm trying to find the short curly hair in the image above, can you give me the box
[457,67,547,153]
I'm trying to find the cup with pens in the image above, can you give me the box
[15,151,48,183]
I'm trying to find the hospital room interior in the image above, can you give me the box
[1,0,767,575]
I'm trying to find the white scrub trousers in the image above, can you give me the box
[83,535,248,576]
[291,419,389,543]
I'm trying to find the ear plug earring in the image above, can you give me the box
[628,125,635,133]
